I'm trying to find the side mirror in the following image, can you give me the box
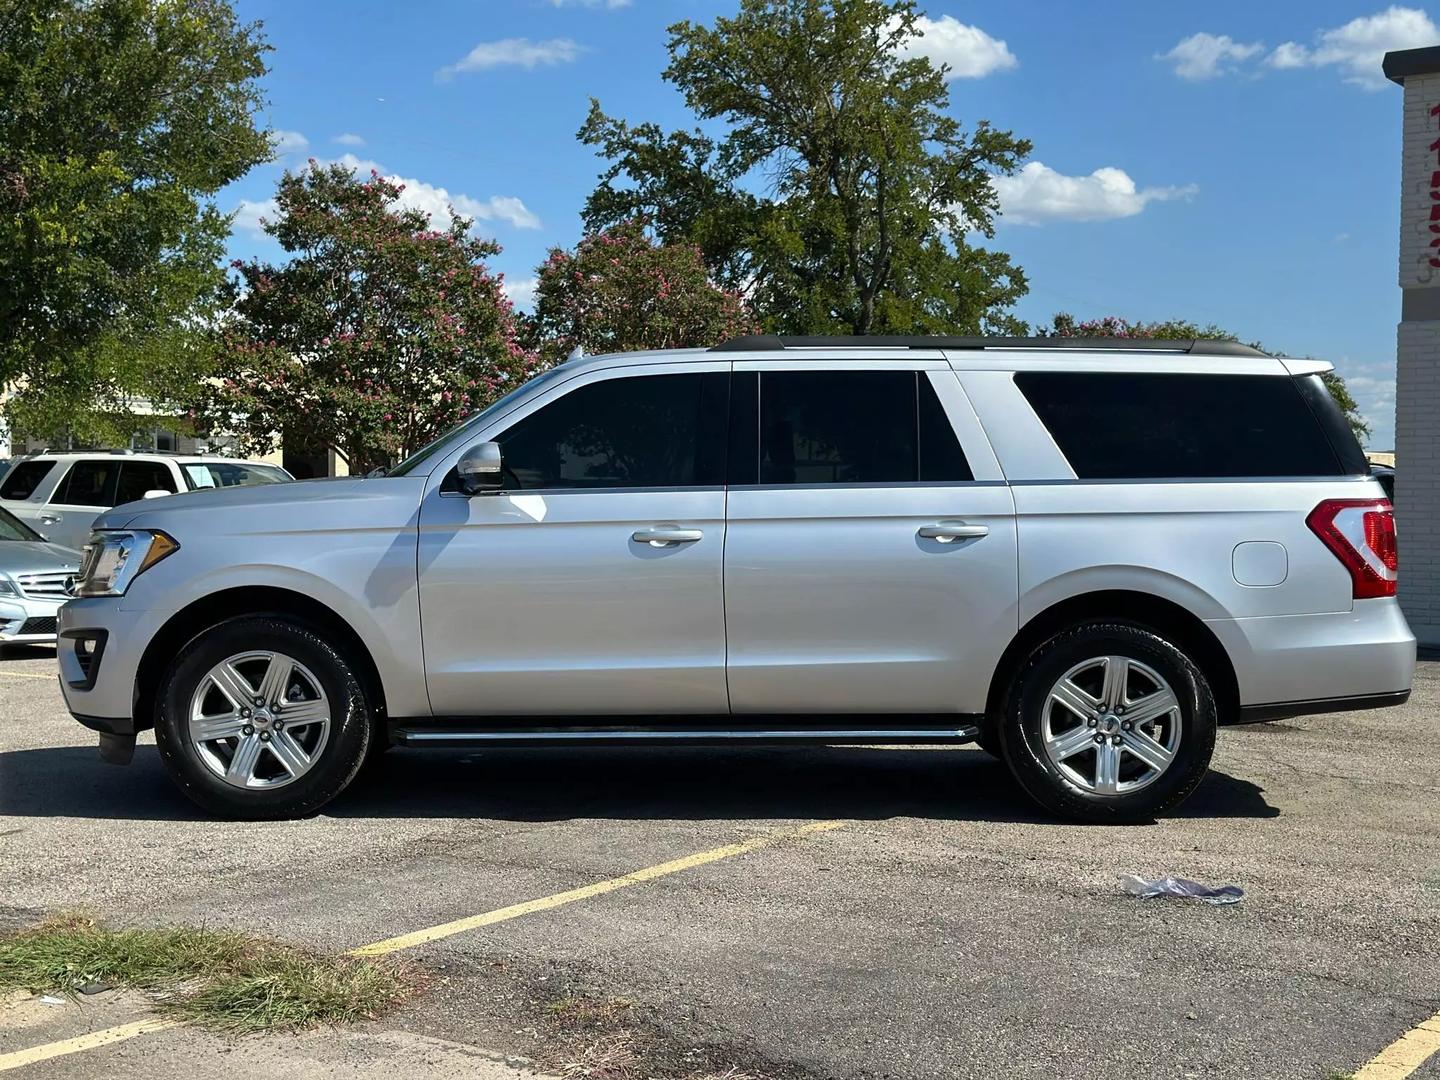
[142,489,171,500]
[456,442,504,496]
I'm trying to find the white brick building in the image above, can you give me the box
[1386,47,1440,646]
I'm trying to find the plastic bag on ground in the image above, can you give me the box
[1120,874,1243,905]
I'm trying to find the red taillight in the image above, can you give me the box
[1306,499,1398,599]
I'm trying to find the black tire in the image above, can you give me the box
[999,622,1216,824]
[154,616,372,819]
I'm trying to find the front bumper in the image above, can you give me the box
[0,597,64,643]
[57,598,167,731]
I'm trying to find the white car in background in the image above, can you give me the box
[0,451,292,550]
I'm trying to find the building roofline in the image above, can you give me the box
[1384,46,1440,85]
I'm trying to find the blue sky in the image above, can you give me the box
[224,0,1440,450]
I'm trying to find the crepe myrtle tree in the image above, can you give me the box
[1042,313,1371,443]
[207,163,538,474]
[525,219,757,363]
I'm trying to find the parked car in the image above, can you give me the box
[56,336,1414,823]
[0,451,292,550]
[0,504,81,646]
[1371,463,1396,502]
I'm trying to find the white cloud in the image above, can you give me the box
[993,162,1198,226]
[547,0,630,7]
[895,15,1017,80]
[502,276,540,311]
[1268,6,1440,89]
[324,154,541,231]
[269,129,309,155]
[332,132,365,147]
[1157,32,1263,80]
[1333,359,1396,449]
[1267,41,1310,69]
[232,197,277,236]
[437,38,583,79]
[392,178,542,230]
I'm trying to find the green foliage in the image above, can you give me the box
[0,913,411,1034]
[580,0,1030,337]
[207,163,537,474]
[0,0,272,443]
[1043,313,1372,443]
[526,220,757,362]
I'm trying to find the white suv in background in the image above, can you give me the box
[56,336,1414,823]
[0,451,291,550]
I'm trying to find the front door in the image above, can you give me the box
[418,362,731,717]
[723,361,1019,715]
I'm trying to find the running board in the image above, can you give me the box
[389,721,982,748]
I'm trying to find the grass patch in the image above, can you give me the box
[0,913,412,1034]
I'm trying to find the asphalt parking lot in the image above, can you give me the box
[1,645,1438,1080]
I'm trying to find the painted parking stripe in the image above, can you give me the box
[352,818,846,956]
[0,671,54,680]
[0,1018,181,1072]
[1354,1008,1440,1080]
[0,819,846,1072]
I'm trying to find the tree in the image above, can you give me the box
[0,0,272,443]
[526,220,757,362]
[579,0,1030,337]
[1043,314,1372,443]
[206,164,536,474]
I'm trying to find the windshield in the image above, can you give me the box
[0,505,42,542]
[388,366,573,477]
[183,462,291,490]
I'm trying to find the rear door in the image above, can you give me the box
[723,358,1019,715]
[38,458,119,549]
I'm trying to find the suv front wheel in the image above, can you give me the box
[154,616,372,819]
[1000,622,1216,824]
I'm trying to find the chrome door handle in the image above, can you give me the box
[918,521,988,543]
[632,525,703,546]
[38,514,61,525]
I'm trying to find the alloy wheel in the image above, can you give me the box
[187,650,332,789]
[1040,655,1181,796]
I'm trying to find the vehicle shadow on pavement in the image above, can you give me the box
[0,744,1279,824]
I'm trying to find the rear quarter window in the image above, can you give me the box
[0,460,55,500]
[1014,372,1362,480]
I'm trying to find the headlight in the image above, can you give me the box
[75,531,180,598]
[0,576,16,597]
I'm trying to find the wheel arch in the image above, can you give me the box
[134,586,388,732]
[985,590,1240,726]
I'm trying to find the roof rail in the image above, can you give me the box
[710,334,1270,358]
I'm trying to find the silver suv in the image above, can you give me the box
[56,336,1415,823]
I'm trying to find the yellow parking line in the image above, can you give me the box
[352,818,846,956]
[1354,1008,1440,1079]
[0,819,846,1070]
[0,1017,182,1073]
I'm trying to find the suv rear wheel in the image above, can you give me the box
[999,622,1216,823]
[154,616,371,819]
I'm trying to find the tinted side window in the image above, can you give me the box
[114,461,177,504]
[1014,372,1346,479]
[56,460,117,506]
[496,373,722,490]
[0,461,55,500]
[760,371,915,484]
[919,375,973,482]
[752,370,972,486]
